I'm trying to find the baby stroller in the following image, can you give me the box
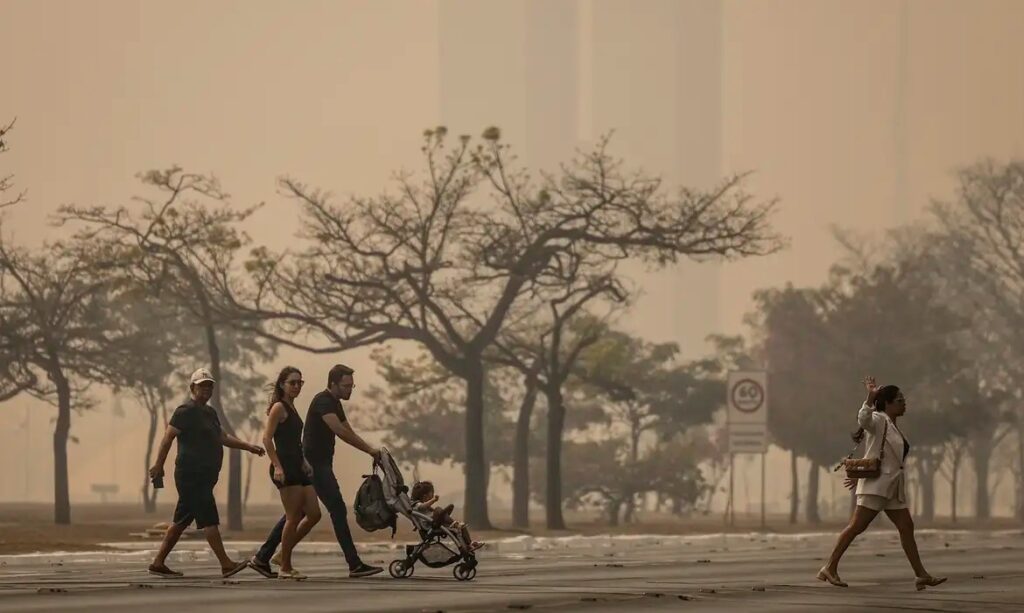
[371,448,479,581]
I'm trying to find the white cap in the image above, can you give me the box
[190,368,216,385]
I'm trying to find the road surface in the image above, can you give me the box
[1,529,1022,611]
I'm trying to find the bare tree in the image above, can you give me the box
[928,162,1024,522]
[0,236,135,523]
[911,445,943,521]
[55,168,265,529]
[488,248,626,529]
[112,297,185,513]
[0,118,26,209]
[231,129,782,528]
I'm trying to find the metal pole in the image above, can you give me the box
[24,405,30,500]
[729,452,735,527]
[760,452,766,529]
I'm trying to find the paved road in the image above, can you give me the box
[1,530,1022,611]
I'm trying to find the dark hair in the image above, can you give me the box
[410,481,435,503]
[852,384,901,443]
[267,366,302,415]
[328,364,355,387]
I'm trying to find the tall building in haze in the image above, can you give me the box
[439,0,724,357]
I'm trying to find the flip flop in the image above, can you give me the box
[148,564,183,578]
[221,560,249,578]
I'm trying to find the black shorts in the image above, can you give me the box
[269,458,312,490]
[172,471,220,529]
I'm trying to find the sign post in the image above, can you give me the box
[726,371,769,529]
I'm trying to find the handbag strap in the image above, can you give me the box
[878,417,888,462]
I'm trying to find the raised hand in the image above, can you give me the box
[862,376,879,404]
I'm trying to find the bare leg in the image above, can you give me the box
[826,505,879,574]
[152,522,187,567]
[203,525,238,569]
[292,486,322,544]
[279,486,305,573]
[884,508,927,577]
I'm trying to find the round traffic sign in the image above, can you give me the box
[730,378,765,413]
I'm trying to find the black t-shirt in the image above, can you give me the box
[170,399,224,475]
[302,390,347,464]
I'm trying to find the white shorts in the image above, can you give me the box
[856,494,908,511]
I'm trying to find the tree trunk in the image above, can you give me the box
[243,437,255,513]
[52,367,72,525]
[972,435,992,520]
[462,360,492,529]
[512,379,538,529]
[1017,421,1024,521]
[950,456,960,524]
[789,450,799,524]
[919,456,937,522]
[142,404,158,514]
[623,494,636,523]
[203,321,242,531]
[545,385,567,530]
[607,499,622,526]
[805,461,820,524]
[629,410,641,465]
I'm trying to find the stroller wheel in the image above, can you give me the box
[388,559,414,579]
[453,563,476,582]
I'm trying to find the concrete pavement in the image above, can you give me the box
[1,529,1022,611]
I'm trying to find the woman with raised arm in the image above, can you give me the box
[817,376,946,591]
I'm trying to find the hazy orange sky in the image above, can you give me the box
[1,0,1022,516]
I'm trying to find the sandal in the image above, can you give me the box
[915,575,947,591]
[278,568,307,581]
[816,566,848,587]
[221,560,249,578]
[148,563,183,578]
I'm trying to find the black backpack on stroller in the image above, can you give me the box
[354,471,397,536]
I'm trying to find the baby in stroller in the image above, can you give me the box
[409,481,483,554]
[371,449,481,581]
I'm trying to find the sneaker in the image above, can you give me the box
[148,563,183,578]
[248,556,278,579]
[348,563,383,578]
[278,568,307,581]
[270,551,283,567]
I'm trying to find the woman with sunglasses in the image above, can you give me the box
[263,366,320,580]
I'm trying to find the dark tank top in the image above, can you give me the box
[274,402,304,463]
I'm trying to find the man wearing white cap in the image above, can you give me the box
[147,368,266,578]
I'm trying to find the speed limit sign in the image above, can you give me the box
[731,378,765,414]
[727,371,767,423]
[727,371,768,454]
